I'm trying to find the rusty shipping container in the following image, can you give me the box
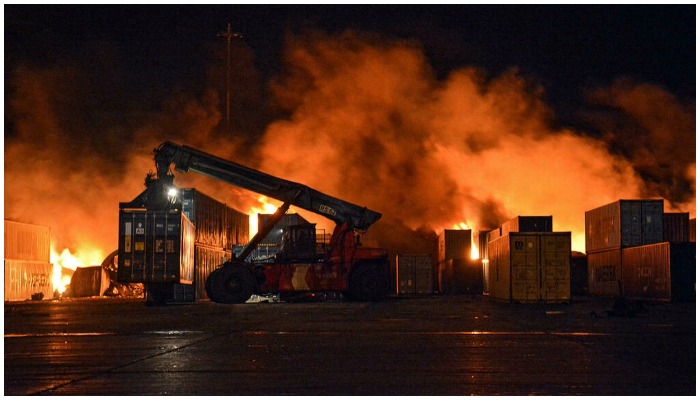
[621,242,695,302]
[500,216,553,236]
[488,232,571,303]
[4,260,53,301]
[585,199,663,253]
[438,230,471,263]
[118,208,195,285]
[587,249,623,297]
[663,212,690,243]
[4,220,51,263]
[396,254,433,295]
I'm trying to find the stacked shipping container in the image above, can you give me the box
[585,199,695,301]
[4,221,53,301]
[585,200,664,297]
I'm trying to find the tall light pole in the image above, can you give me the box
[218,23,243,132]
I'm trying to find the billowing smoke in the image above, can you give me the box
[255,31,683,251]
[4,30,695,260]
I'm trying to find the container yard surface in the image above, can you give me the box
[4,295,695,396]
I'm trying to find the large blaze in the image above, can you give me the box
[50,246,105,294]
[4,30,695,273]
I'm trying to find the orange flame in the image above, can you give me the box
[248,196,281,238]
[50,245,104,294]
[452,222,480,260]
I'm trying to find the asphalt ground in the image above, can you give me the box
[3,294,696,396]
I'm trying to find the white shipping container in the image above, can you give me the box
[4,260,54,301]
[4,220,51,262]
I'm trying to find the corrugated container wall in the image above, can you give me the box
[4,220,50,262]
[396,254,433,295]
[501,216,553,236]
[4,260,53,301]
[663,213,690,242]
[587,249,623,297]
[621,242,695,302]
[488,232,571,303]
[118,208,195,285]
[570,252,588,295]
[690,218,696,242]
[438,230,471,262]
[182,189,249,248]
[195,245,230,300]
[585,199,663,253]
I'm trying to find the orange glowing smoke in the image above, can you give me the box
[4,30,695,262]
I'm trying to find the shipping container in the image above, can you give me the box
[585,199,663,253]
[439,258,483,294]
[587,249,623,297]
[501,216,553,236]
[194,244,230,300]
[68,266,111,297]
[487,227,501,244]
[621,242,695,302]
[488,232,571,303]
[4,220,50,263]
[4,260,53,301]
[118,208,195,285]
[663,212,690,242]
[570,251,588,295]
[438,230,471,262]
[396,254,433,295]
[689,218,695,243]
[182,189,249,248]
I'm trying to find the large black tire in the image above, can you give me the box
[209,265,256,304]
[205,268,224,303]
[349,264,389,302]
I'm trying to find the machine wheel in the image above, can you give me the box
[349,264,388,302]
[205,268,224,303]
[209,265,256,304]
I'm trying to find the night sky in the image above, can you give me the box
[3,4,697,254]
[5,5,695,128]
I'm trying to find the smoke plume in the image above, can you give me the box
[4,30,695,260]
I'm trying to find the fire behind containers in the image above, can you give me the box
[437,230,485,295]
[4,220,53,301]
[585,200,695,301]
[117,187,248,304]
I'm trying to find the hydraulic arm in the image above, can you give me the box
[154,141,382,231]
